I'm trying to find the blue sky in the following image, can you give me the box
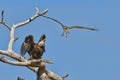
[0,0,120,80]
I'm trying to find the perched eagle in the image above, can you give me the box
[20,34,46,59]
[42,15,98,37]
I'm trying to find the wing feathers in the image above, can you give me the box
[42,15,65,28]
[38,34,46,46]
[20,42,30,56]
[69,26,97,31]
[20,34,46,59]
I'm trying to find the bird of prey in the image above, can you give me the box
[29,34,46,59]
[42,15,98,38]
[20,34,46,59]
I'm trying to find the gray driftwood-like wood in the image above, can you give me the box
[0,7,68,80]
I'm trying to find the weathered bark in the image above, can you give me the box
[0,7,68,80]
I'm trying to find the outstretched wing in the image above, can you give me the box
[42,15,65,28]
[38,34,46,43]
[68,26,98,31]
[20,35,34,57]
[20,42,30,57]
[38,34,46,46]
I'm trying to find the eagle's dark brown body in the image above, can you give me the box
[29,43,44,59]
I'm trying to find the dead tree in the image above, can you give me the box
[0,7,68,80]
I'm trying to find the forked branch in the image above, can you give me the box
[15,7,48,29]
[0,56,53,67]
[0,6,68,80]
[0,6,49,72]
[0,10,11,30]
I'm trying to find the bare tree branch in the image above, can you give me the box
[0,50,25,61]
[0,56,53,67]
[8,27,16,51]
[6,7,48,51]
[0,6,68,80]
[0,21,11,30]
[14,37,19,42]
[37,62,68,80]
[0,50,37,72]
[62,74,69,79]
[45,70,67,80]
[37,62,50,80]
[0,10,11,30]
[14,7,48,29]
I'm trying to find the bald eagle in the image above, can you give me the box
[20,34,46,59]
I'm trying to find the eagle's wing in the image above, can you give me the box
[38,34,46,46]
[20,42,30,57]
[42,15,65,28]
[68,26,98,31]
[20,35,34,57]
[38,34,46,43]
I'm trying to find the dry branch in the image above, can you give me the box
[0,6,68,80]
[0,10,11,30]
[0,56,53,67]
[14,7,48,29]
[0,6,49,72]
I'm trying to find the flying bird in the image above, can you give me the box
[20,34,46,59]
[42,15,98,38]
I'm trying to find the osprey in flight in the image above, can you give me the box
[20,34,46,59]
[42,15,98,37]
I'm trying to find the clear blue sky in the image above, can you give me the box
[0,0,120,80]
